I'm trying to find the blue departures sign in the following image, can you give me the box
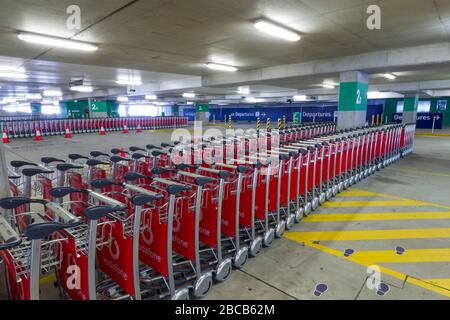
[392,113,443,129]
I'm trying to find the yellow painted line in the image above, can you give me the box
[303,211,450,222]
[416,133,450,137]
[297,241,450,297]
[352,248,450,264]
[321,200,426,208]
[387,167,450,179]
[351,189,450,210]
[40,273,56,286]
[337,190,383,197]
[285,228,450,242]
[424,279,450,290]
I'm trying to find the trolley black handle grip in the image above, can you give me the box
[152,167,176,175]
[110,155,129,163]
[56,163,84,172]
[86,159,109,167]
[68,154,89,161]
[10,160,37,168]
[90,151,109,158]
[131,153,148,160]
[111,148,129,155]
[129,146,146,152]
[161,142,174,148]
[175,164,199,170]
[131,194,163,206]
[0,197,47,209]
[49,187,88,198]
[123,172,152,182]
[83,205,119,221]
[146,144,161,150]
[23,221,81,240]
[90,179,122,189]
[41,157,65,165]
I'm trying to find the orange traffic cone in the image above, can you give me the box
[99,126,106,135]
[120,148,126,157]
[35,128,43,141]
[2,128,9,144]
[122,124,129,134]
[64,126,72,139]
[136,124,142,133]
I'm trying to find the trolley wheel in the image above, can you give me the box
[326,189,333,200]
[338,182,344,193]
[263,229,275,247]
[295,207,304,223]
[304,203,312,216]
[312,198,319,211]
[319,193,326,205]
[285,214,295,230]
[233,247,249,269]
[249,237,263,257]
[275,221,286,238]
[215,259,233,282]
[332,186,338,197]
[172,288,190,300]
[193,273,214,298]
[344,179,350,189]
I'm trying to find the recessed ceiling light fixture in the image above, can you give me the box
[206,62,238,72]
[0,66,27,79]
[70,85,93,93]
[254,19,301,42]
[293,95,307,101]
[117,96,128,102]
[322,81,337,89]
[26,93,42,100]
[18,32,98,52]
[115,78,143,86]
[145,94,157,100]
[383,73,396,80]
[43,90,62,97]
[182,92,196,98]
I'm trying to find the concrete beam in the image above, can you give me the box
[203,42,450,87]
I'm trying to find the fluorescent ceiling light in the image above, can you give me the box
[254,19,301,42]
[206,62,238,72]
[145,94,157,100]
[117,96,128,102]
[0,72,28,79]
[383,73,396,80]
[237,86,250,95]
[43,90,62,97]
[70,85,93,93]
[25,93,42,100]
[1,97,16,104]
[116,77,142,86]
[182,92,196,98]
[322,84,335,89]
[186,101,194,105]
[293,95,307,101]
[18,33,98,52]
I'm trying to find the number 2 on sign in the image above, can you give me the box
[356,89,362,105]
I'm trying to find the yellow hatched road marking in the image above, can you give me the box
[40,273,56,286]
[297,241,450,298]
[416,133,450,137]
[352,248,450,264]
[285,228,450,242]
[321,200,426,208]
[303,211,450,222]
[424,279,450,290]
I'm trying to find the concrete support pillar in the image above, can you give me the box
[402,94,418,124]
[337,71,368,129]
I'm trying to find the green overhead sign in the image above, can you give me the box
[196,103,209,112]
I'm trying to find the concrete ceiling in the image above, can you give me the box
[1,0,450,102]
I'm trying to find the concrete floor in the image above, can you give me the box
[2,125,450,300]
